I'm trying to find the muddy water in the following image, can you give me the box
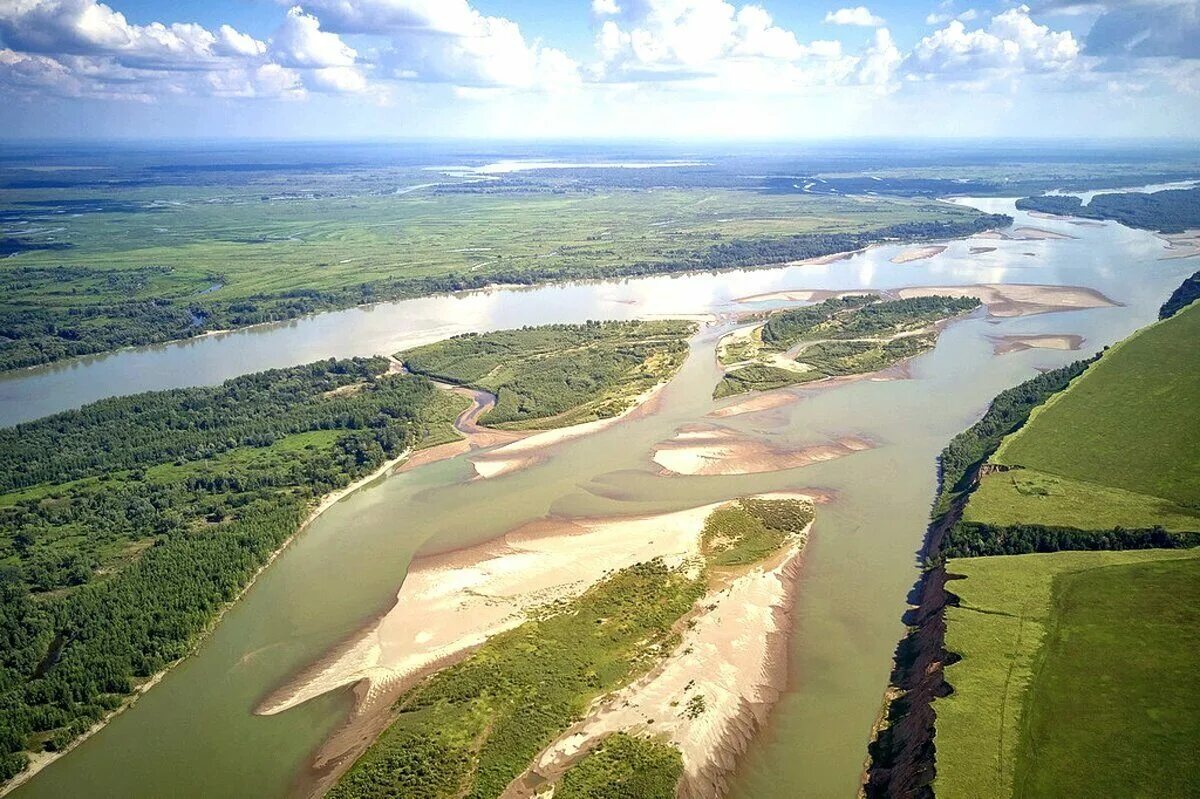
[10,200,1196,799]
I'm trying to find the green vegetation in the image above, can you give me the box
[0,176,1004,372]
[1160,269,1200,319]
[555,733,683,799]
[330,498,812,798]
[701,498,814,567]
[1016,186,1200,233]
[329,559,704,799]
[716,295,979,397]
[969,303,1200,536]
[935,549,1200,799]
[0,359,465,783]
[401,321,692,429]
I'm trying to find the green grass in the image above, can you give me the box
[330,498,813,798]
[401,321,692,429]
[966,468,1200,533]
[935,548,1200,799]
[1012,556,1200,798]
[554,733,683,799]
[701,498,814,567]
[990,303,1200,510]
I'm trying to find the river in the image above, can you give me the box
[7,198,1195,798]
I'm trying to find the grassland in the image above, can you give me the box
[970,302,1200,533]
[401,320,693,429]
[714,295,978,397]
[329,499,812,798]
[0,175,1003,372]
[935,548,1200,798]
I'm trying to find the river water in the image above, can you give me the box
[8,198,1195,798]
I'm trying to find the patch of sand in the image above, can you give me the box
[708,392,800,419]
[652,424,872,476]
[990,334,1084,355]
[513,507,814,799]
[1160,230,1200,261]
[734,288,876,305]
[890,245,947,264]
[894,283,1118,318]
[257,493,818,795]
[969,246,997,254]
[468,381,668,479]
[1010,226,1075,240]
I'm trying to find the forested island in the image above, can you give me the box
[866,291,1200,798]
[715,295,980,397]
[401,320,693,429]
[0,359,466,784]
[1016,186,1200,233]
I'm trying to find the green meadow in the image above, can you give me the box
[971,302,1200,533]
[936,549,1200,798]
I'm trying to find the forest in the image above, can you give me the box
[1016,187,1200,233]
[0,359,463,782]
[1160,269,1200,319]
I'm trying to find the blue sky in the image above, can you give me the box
[0,0,1196,140]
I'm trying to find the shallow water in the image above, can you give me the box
[8,199,1196,798]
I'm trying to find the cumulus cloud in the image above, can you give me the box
[269,7,357,69]
[297,0,580,90]
[824,7,886,27]
[906,5,1079,81]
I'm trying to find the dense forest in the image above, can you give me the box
[401,320,692,428]
[0,360,462,782]
[1161,270,1200,319]
[0,214,1006,373]
[1016,187,1200,233]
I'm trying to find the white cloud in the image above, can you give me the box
[593,0,622,14]
[907,5,1080,81]
[297,0,580,90]
[825,7,886,27]
[269,7,356,69]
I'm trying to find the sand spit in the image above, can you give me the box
[734,288,876,305]
[652,424,872,476]
[969,246,997,254]
[468,381,668,479]
[257,494,816,795]
[709,391,801,419]
[890,245,947,264]
[990,334,1084,355]
[510,509,815,799]
[1011,226,1075,240]
[1159,230,1200,260]
[894,283,1118,318]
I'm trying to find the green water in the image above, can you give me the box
[9,201,1195,798]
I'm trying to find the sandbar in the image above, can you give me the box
[1159,229,1200,260]
[890,245,947,264]
[990,334,1084,355]
[652,424,872,476]
[893,283,1118,318]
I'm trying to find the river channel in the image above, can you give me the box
[7,197,1194,798]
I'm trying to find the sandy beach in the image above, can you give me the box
[989,333,1084,355]
[256,493,817,795]
[890,245,947,264]
[652,424,872,476]
[511,498,815,799]
[894,283,1118,317]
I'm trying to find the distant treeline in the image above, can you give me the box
[1016,187,1200,234]
[0,359,458,783]
[0,213,1008,373]
[1160,270,1200,319]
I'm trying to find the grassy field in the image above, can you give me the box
[935,549,1200,798]
[971,303,1200,532]
[330,499,812,798]
[0,177,998,371]
[401,321,693,429]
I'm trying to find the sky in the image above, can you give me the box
[0,0,1197,141]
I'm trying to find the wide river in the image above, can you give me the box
[7,198,1195,798]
